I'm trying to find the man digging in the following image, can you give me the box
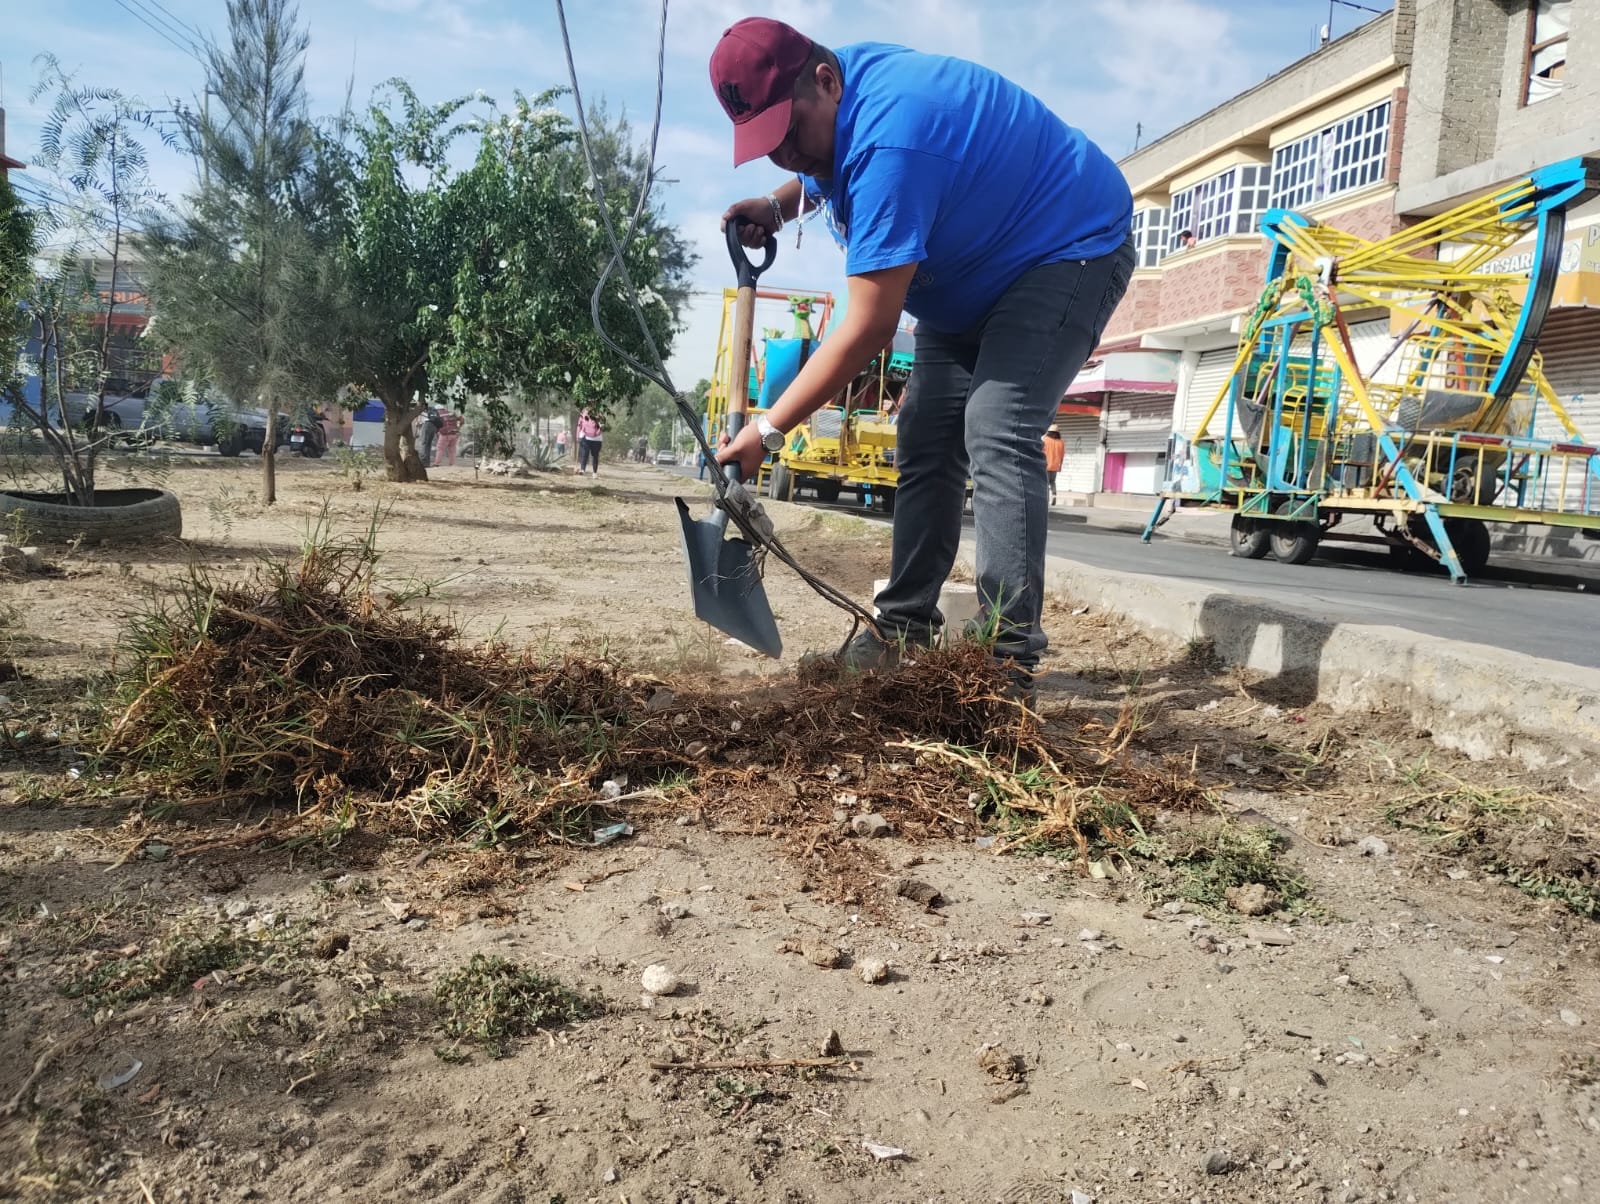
[710,18,1134,706]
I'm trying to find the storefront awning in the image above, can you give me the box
[1066,350,1180,397]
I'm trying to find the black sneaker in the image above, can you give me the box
[1003,665,1039,712]
[837,627,928,671]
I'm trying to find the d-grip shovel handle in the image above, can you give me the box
[726,216,777,289]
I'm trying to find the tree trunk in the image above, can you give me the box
[382,399,428,483]
[42,318,94,506]
[262,402,278,505]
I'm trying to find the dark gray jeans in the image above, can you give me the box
[875,238,1136,668]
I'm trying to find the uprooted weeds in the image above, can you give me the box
[97,524,1211,873]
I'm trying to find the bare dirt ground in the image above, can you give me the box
[2,454,1599,1204]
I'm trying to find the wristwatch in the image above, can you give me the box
[755,415,786,452]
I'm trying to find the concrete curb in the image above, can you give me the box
[1010,550,1600,785]
[758,485,1600,781]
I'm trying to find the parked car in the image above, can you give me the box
[148,391,278,458]
[653,448,678,466]
[67,381,331,457]
[65,378,152,430]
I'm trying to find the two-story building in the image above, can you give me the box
[1081,0,1599,505]
[1078,6,1413,503]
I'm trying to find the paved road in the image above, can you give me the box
[665,464,1600,669]
[1045,517,1600,669]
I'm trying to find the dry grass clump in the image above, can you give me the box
[101,519,650,838]
[96,525,1211,870]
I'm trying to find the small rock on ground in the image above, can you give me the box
[850,813,891,838]
[858,957,889,984]
[893,878,943,907]
[1204,1149,1235,1175]
[1224,882,1280,916]
[641,964,680,995]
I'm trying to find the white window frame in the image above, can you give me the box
[1170,191,1194,253]
[1169,163,1271,250]
[1270,100,1391,211]
[1131,205,1170,268]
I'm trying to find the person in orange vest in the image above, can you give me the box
[1043,425,1065,505]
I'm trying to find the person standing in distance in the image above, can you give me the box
[709,18,1134,704]
[1043,425,1065,506]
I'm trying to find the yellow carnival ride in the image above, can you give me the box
[1146,157,1600,582]
[703,288,913,512]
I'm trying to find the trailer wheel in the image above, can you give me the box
[1444,518,1491,577]
[814,479,841,504]
[1228,514,1270,559]
[767,461,793,501]
[1269,506,1319,565]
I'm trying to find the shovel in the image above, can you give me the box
[674,218,783,657]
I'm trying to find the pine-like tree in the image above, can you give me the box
[148,0,346,505]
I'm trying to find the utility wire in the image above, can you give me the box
[552,0,879,637]
[11,179,159,239]
[126,0,207,56]
[140,0,206,44]
[111,0,205,64]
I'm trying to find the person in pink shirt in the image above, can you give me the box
[576,409,603,475]
[439,411,463,466]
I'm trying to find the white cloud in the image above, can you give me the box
[857,0,985,62]
[657,124,728,166]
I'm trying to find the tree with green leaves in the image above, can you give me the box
[339,83,689,482]
[147,0,346,506]
[0,177,37,424]
[336,81,479,482]
[560,102,695,319]
[8,55,170,505]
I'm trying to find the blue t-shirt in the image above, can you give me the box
[801,43,1133,334]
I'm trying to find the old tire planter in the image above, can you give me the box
[0,488,182,546]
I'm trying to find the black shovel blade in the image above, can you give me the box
[675,498,783,658]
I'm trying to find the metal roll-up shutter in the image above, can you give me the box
[1527,308,1600,515]
[1181,348,1243,440]
[1055,414,1099,494]
[1533,308,1600,442]
[1103,391,1174,452]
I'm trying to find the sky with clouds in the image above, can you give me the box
[3,0,1394,391]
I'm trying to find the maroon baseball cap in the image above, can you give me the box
[709,17,814,166]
